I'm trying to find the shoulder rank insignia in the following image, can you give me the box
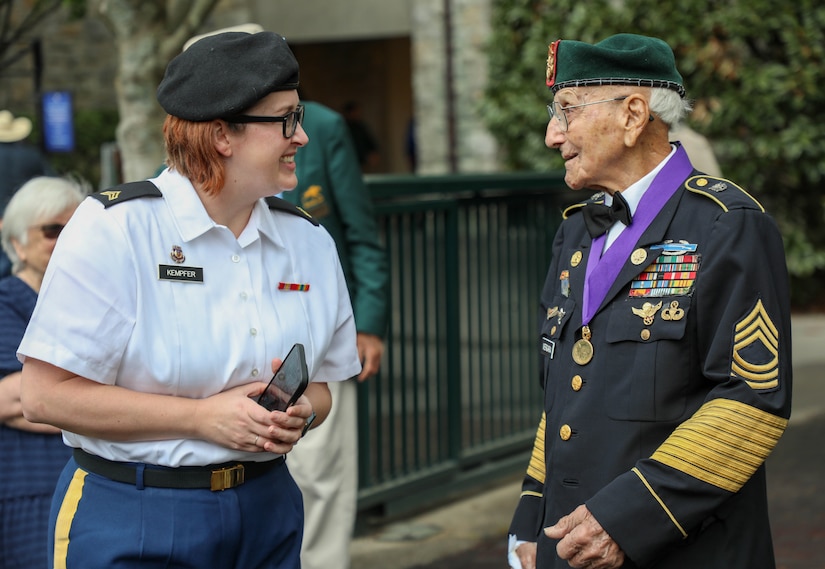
[685,175,765,213]
[265,196,320,226]
[91,181,162,207]
[731,299,780,390]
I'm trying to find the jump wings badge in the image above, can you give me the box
[632,301,663,326]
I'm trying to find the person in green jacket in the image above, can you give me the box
[283,99,388,569]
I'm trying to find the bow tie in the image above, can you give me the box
[582,192,632,238]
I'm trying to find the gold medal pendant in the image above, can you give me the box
[572,325,594,365]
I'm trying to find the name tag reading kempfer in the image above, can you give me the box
[158,264,204,283]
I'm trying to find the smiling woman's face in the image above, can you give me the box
[223,90,309,196]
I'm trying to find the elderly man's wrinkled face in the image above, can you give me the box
[545,88,629,193]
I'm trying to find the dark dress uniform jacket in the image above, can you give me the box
[510,148,792,569]
[283,101,388,337]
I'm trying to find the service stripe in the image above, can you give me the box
[526,412,547,483]
[651,399,787,493]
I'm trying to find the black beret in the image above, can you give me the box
[157,31,299,121]
[546,33,685,98]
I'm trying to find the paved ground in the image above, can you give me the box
[351,314,825,569]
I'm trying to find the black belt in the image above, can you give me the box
[73,448,284,491]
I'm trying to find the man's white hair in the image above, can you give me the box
[649,87,692,128]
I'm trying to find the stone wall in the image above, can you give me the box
[2,0,499,176]
[1,0,253,115]
[1,6,116,114]
[411,0,498,174]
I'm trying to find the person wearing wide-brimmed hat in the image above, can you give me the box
[0,109,56,278]
[507,34,791,569]
[18,30,360,569]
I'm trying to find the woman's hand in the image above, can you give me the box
[192,357,323,455]
[192,381,287,453]
[1,372,61,434]
[20,356,327,453]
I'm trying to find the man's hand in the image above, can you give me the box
[544,504,625,569]
[356,333,384,381]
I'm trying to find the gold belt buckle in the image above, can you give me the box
[210,464,245,491]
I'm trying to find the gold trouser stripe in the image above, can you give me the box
[632,467,687,538]
[526,412,547,483]
[54,468,87,569]
[651,399,787,492]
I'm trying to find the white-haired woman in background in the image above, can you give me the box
[0,176,88,569]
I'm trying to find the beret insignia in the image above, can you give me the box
[546,40,560,88]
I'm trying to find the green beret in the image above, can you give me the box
[546,33,685,98]
[157,31,299,121]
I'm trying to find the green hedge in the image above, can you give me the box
[482,0,825,308]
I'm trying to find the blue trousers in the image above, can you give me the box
[48,457,303,569]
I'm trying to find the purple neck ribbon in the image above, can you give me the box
[581,146,693,325]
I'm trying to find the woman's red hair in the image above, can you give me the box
[162,116,232,195]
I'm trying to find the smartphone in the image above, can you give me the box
[257,343,309,412]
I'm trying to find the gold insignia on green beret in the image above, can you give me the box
[546,40,560,88]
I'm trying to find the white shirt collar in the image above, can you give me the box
[605,143,678,214]
[602,144,678,251]
[152,168,283,249]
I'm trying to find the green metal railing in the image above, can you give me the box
[357,172,571,519]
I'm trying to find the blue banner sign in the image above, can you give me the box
[42,91,75,153]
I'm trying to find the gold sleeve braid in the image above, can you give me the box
[651,399,788,493]
[526,412,547,483]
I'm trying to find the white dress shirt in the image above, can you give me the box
[19,168,360,466]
